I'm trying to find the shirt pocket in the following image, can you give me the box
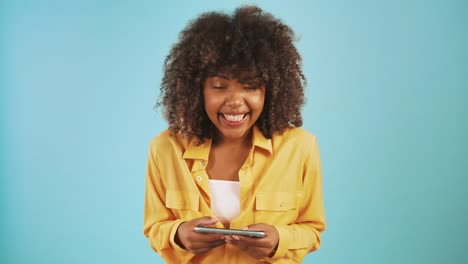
[254,192,298,224]
[165,190,199,213]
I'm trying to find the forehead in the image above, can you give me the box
[207,65,261,83]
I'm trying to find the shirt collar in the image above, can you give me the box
[182,126,273,160]
[252,125,273,154]
[182,137,211,160]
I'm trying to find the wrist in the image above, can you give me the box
[174,222,187,250]
[268,242,279,258]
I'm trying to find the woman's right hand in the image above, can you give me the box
[174,216,225,255]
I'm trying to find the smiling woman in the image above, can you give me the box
[203,72,266,144]
[156,6,306,143]
[143,5,326,264]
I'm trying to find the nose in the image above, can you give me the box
[225,88,244,108]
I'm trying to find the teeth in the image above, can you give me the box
[223,114,244,122]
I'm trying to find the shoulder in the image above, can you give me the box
[271,127,317,147]
[270,127,321,167]
[148,129,189,154]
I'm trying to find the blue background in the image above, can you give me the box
[1,0,467,263]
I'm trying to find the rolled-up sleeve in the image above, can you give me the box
[143,143,195,264]
[270,136,326,261]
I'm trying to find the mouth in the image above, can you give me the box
[219,113,248,126]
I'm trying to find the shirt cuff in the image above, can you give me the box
[169,220,189,252]
[269,225,291,260]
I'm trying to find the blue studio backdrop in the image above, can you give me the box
[1,0,467,263]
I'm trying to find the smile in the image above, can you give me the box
[219,113,248,126]
[223,114,246,122]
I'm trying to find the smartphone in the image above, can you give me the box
[193,226,266,238]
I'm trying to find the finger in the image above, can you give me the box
[195,217,219,226]
[224,235,235,244]
[186,239,225,251]
[227,240,271,259]
[233,235,273,249]
[193,232,225,242]
[191,233,225,243]
[192,241,226,254]
[225,239,236,246]
[244,224,267,232]
[192,239,225,248]
[225,238,239,247]
[202,239,226,247]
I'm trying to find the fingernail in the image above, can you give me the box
[241,227,248,230]
[233,235,240,241]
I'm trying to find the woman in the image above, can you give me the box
[144,6,326,263]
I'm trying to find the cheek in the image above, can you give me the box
[252,94,265,111]
[203,96,220,115]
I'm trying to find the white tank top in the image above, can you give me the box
[208,179,240,226]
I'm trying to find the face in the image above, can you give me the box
[203,73,265,143]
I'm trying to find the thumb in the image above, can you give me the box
[195,216,218,226]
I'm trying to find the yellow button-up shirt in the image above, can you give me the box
[143,126,326,264]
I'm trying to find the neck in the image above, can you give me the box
[213,130,252,147]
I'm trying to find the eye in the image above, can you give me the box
[210,81,227,89]
[244,84,261,90]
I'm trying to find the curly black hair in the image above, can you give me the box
[157,5,306,144]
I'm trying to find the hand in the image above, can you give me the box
[224,223,279,259]
[175,216,225,255]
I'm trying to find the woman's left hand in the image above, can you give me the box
[224,223,279,259]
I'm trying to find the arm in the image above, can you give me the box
[143,144,195,264]
[143,143,225,263]
[270,136,326,261]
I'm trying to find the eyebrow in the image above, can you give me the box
[210,73,260,85]
[213,74,231,80]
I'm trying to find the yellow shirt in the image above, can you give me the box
[143,126,326,264]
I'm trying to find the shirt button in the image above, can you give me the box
[196,176,202,181]
[201,161,206,166]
